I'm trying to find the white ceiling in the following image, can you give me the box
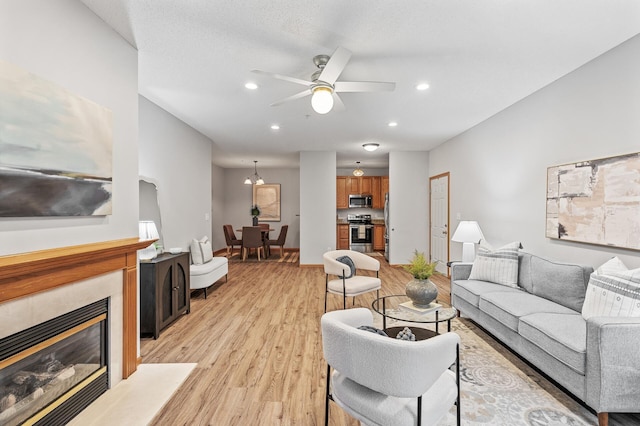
[81,0,640,169]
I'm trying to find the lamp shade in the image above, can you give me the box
[451,221,484,243]
[311,87,333,114]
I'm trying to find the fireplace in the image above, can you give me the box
[0,239,150,424]
[0,299,108,425]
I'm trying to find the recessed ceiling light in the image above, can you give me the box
[416,83,430,91]
[270,124,280,130]
[388,121,398,127]
[245,82,258,90]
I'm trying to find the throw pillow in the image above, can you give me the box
[595,256,628,275]
[582,269,640,319]
[468,241,521,287]
[357,325,388,337]
[336,255,356,279]
[190,236,213,265]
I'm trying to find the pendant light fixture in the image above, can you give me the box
[352,161,364,177]
[244,160,265,185]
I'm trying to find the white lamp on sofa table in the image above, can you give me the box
[451,221,484,263]
[139,220,160,260]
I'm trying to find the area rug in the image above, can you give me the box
[227,251,299,263]
[371,313,599,425]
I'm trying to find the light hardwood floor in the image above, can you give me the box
[141,253,450,425]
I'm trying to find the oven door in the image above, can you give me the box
[349,224,373,252]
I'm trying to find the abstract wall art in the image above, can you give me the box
[546,152,640,250]
[253,184,281,222]
[0,61,113,217]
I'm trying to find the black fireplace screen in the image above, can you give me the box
[0,299,108,425]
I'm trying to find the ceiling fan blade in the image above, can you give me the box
[318,46,352,85]
[332,92,345,112]
[270,89,312,106]
[252,69,313,86]
[334,81,396,93]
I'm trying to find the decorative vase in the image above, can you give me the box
[252,216,258,226]
[405,279,438,308]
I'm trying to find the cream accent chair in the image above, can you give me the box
[321,308,461,426]
[323,250,381,312]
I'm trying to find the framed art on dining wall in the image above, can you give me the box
[253,183,281,222]
[546,152,640,250]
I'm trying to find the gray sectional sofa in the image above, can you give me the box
[451,252,640,426]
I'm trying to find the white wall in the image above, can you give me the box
[221,167,300,251]
[139,96,212,250]
[0,0,138,256]
[300,152,336,265]
[430,34,640,268]
[211,164,225,250]
[388,151,430,265]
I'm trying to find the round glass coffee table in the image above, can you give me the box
[371,294,457,340]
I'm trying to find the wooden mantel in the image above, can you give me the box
[0,238,152,378]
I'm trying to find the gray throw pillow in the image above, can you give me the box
[357,325,388,337]
[336,255,356,279]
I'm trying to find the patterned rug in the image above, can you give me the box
[371,314,601,425]
[227,251,299,263]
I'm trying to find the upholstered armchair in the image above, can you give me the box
[323,250,381,311]
[321,308,461,426]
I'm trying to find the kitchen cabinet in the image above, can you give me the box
[360,177,373,194]
[381,176,389,199]
[337,224,349,249]
[336,176,348,209]
[374,224,385,251]
[140,252,190,339]
[372,177,383,209]
[346,177,360,194]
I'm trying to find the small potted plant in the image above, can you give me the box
[251,204,261,226]
[403,250,439,307]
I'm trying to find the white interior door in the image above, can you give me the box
[430,173,450,275]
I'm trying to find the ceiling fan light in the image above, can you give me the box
[363,143,379,152]
[311,87,334,114]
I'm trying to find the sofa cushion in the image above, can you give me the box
[581,270,640,319]
[468,242,521,287]
[479,291,577,332]
[519,312,586,375]
[190,257,228,276]
[451,279,521,308]
[517,252,592,312]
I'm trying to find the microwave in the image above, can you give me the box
[348,194,373,209]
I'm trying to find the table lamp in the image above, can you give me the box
[139,220,159,260]
[451,221,484,262]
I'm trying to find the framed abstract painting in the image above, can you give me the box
[253,184,281,222]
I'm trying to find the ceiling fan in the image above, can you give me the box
[252,46,395,114]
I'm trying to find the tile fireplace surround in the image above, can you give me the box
[0,239,151,419]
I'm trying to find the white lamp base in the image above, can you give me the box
[461,242,476,263]
[139,244,158,260]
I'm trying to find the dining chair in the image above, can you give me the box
[267,225,288,258]
[223,224,242,257]
[242,226,265,261]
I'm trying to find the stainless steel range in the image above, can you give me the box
[347,214,373,253]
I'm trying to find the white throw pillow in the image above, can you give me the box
[468,241,521,287]
[582,268,640,319]
[595,256,628,275]
[190,236,213,265]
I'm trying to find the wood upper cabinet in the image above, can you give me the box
[337,175,388,209]
[336,176,348,209]
[372,177,382,209]
[360,177,372,194]
[346,177,360,194]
